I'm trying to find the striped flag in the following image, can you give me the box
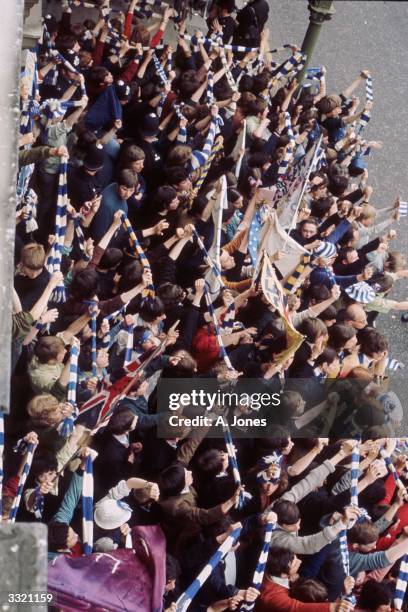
[204,176,228,302]
[239,520,275,611]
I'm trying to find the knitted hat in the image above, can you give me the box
[115,79,131,102]
[39,99,67,124]
[313,241,337,259]
[256,452,282,484]
[345,281,376,304]
[137,113,160,138]
[94,499,132,530]
[83,143,106,171]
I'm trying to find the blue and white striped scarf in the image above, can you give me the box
[8,439,38,523]
[175,526,242,612]
[239,520,275,611]
[58,343,80,438]
[45,158,69,302]
[82,454,94,555]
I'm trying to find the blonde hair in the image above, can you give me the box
[20,243,46,270]
[26,394,62,427]
[357,204,377,223]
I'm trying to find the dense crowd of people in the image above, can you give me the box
[7,0,408,609]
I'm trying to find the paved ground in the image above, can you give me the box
[47,0,408,397]
[265,0,408,396]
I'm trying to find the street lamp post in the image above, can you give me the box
[297,0,335,87]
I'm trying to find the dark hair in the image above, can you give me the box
[48,522,70,552]
[318,305,337,323]
[159,463,186,498]
[107,407,136,435]
[298,318,327,342]
[328,324,356,352]
[117,261,143,293]
[165,166,190,186]
[238,74,254,93]
[328,175,348,197]
[99,247,123,271]
[274,499,300,526]
[56,35,76,53]
[315,347,338,367]
[357,327,388,357]
[248,152,271,169]
[138,297,165,323]
[69,268,99,301]
[178,70,200,98]
[290,578,328,603]
[157,283,184,309]
[86,66,110,87]
[298,218,318,230]
[357,579,392,610]
[153,186,178,212]
[30,452,58,481]
[266,546,295,577]
[117,169,137,189]
[304,284,331,304]
[310,197,334,220]
[197,449,224,478]
[166,554,181,582]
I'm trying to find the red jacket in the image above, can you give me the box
[255,579,330,612]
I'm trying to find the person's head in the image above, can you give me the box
[26,394,65,427]
[86,66,113,88]
[220,248,236,270]
[159,463,190,498]
[153,185,179,212]
[178,70,201,99]
[164,167,192,192]
[347,366,374,382]
[357,327,388,360]
[115,79,131,104]
[290,578,328,603]
[358,204,377,227]
[166,144,193,169]
[117,169,137,200]
[137,112,160,141]
[79,49,93,70]
[117,261,143,293]
[133,326,157,352]
[138,297,166,324]
[314,347,339,375]
[157,283,185,309]
[119,144,146,174]
[48,522,79,552]
[266,546,300,578]
[318,94,342,117]
[83,143,106,174]
[328,323,358,353]
[166,349,197,376]
[298,219,318,241]
[327,174,348,197]
[274,499,301,531]
[318,305,338,327]
[337,246,359,265]
[227,188,244,210]
[98,247,122,271]
[348,520,379,552]
[304,284,331,306]
[31,452,58,485]
[384,251,406,273]
[279,391,305,419]
[298,318,328,344]
[198,448,229,478]
[165,554,181,594]
[34,336,66,364]
[310,197,336,220]
[357,579,392,612]
[107,407,138,435]
[69,268,99,301]
[343,303,368,330]
[20,243,46,278]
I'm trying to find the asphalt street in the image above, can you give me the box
[47,0,408,404]
[264,0,408,401]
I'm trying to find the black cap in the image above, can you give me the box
[83,143,106,171]
[115,79,131,102]
[137,113,160,137]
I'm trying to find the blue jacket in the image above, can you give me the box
[90,183,127,243]
[85,85,122,132]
